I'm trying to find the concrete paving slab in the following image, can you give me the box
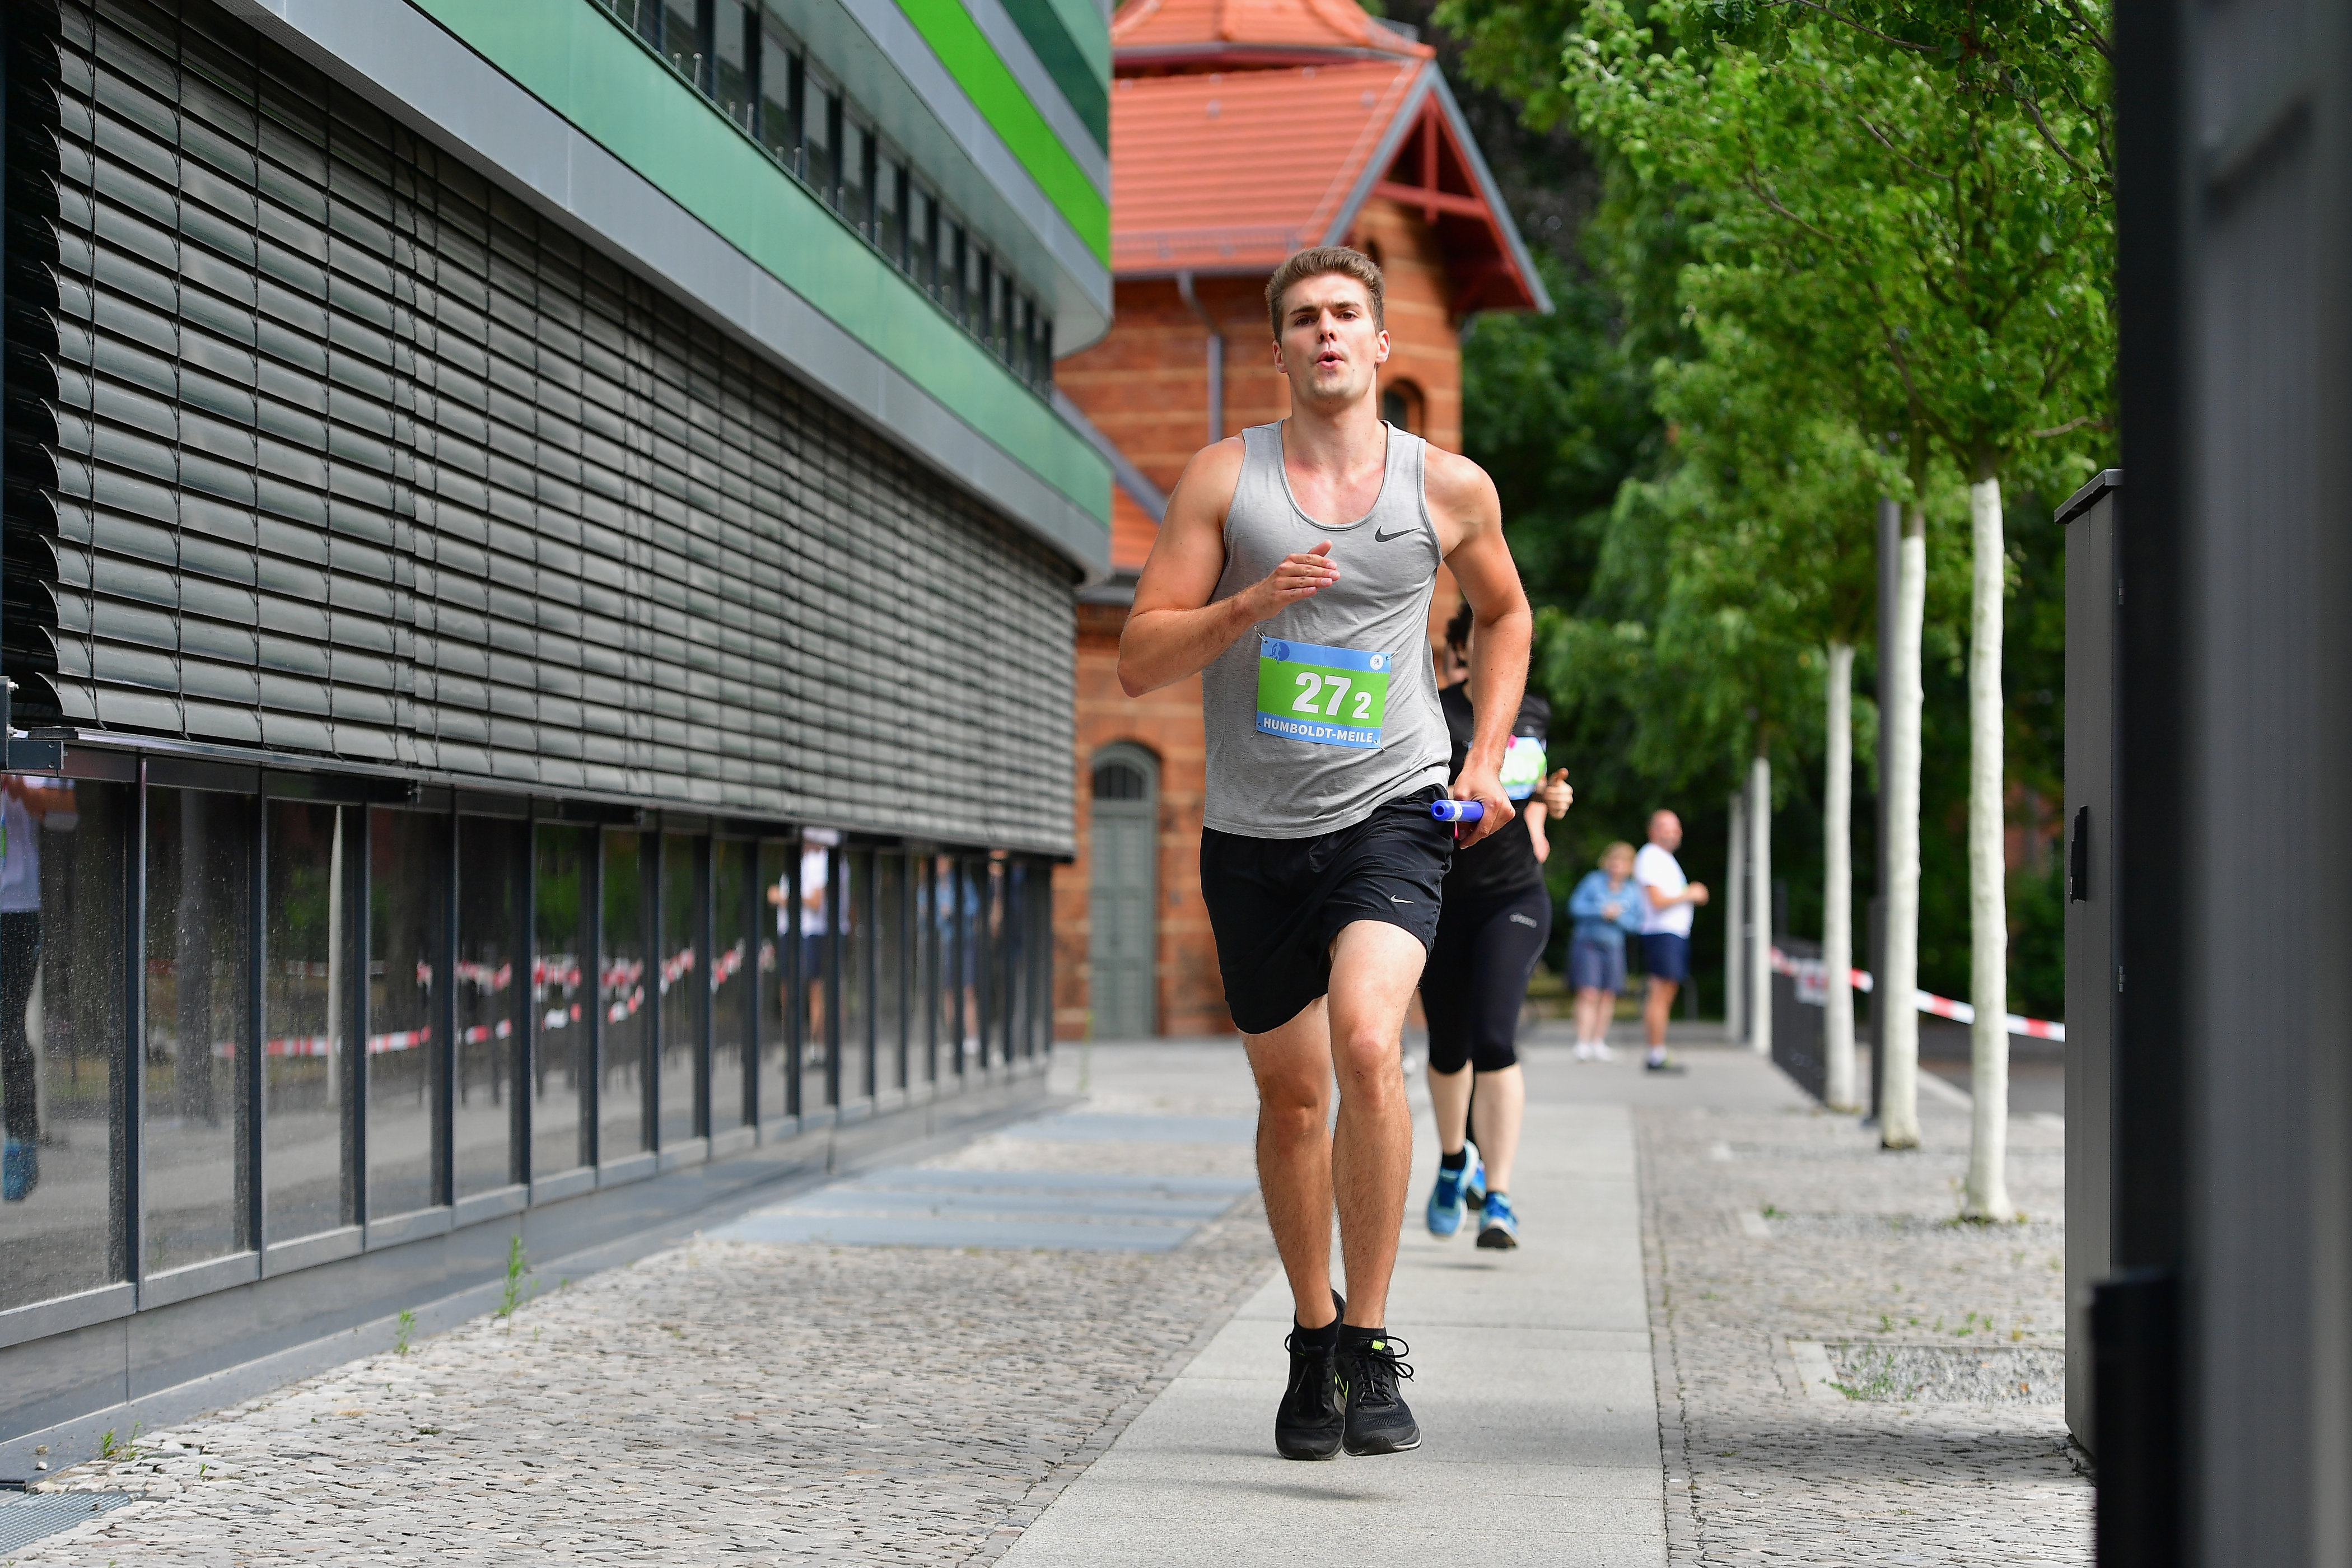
[999,1086,1666,1567]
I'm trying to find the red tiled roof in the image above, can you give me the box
[1111,60,1422,275]
[1112,0,1432,66]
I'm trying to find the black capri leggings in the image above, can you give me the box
[1419,881,1552,1075]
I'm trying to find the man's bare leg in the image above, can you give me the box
[1244,1000,1338,1329]
[1244,920,1425,1331]
[1644,976,1677,1047]
[1644,976,1678,1064]
[1326,920,1425,1329]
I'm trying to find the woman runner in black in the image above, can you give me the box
[1419,601,1569,1248]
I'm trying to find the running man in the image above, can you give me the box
[1119,246,1532,1460]
[1635,810,1709,1072]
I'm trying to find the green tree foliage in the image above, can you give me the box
[1426,0,2108,1016]
[1565,0,2113,484]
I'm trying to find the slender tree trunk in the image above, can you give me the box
[1880,510,1926,1149]
[1724,791,1746,1044]
[1747,752,1771,1059]
[1963,474,2011,1217]
[1823,641,1856,1109]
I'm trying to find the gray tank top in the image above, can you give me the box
[1200,421,1449,838]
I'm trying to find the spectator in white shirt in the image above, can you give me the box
[1633,810,1709,1073]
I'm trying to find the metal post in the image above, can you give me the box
[1176,272,1224,445]
[514,813,533,1188]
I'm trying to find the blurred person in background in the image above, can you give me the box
[1566,841,1644,1061]
[1420,601,1571,1251]
[1635,810,1709,1073]
[2,774,75,1202]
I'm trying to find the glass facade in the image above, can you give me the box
[600,830,653,1163]
[1,768,1052,1324]
[588,0,1058,392]
[843,849,871,1105]
[0,777,128,1311]
[878,853,907,1095]
[142,785,254,1277]
[531,825,595,1180]
[657,834,704,1150]
[711,839,752,1135]
[455,817,526,1198]
[804,839,836,1116]
[367,809,449,1222]
[756,840,793,1124]
[262,800,350,1244]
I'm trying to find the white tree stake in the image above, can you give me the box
[1747,753,1772,1058]
[1880,519,1927,1149]
[1823,641,1856,1109]
[1964,476,2011,1217]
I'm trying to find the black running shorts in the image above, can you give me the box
[1199,788,1453,1035]
[1420,881,1552,1075]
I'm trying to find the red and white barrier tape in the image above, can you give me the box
[1767,945,2065,1042]
[212,1026,433,1058]
[198,940,757,1058]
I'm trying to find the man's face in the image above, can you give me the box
[1650,811,1682,851]
[1271,274,1389,409]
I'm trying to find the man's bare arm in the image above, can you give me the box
[1429,450,1532,850]
[1118,440,1341,697]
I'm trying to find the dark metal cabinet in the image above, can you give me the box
[2059,468,2120,1452]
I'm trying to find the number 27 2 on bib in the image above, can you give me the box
[1255,638,1390,750]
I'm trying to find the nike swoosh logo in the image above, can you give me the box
[1372,526,1418,543]
[1390,897,1411,904]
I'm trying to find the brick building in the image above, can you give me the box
[1051,0,1547,1038]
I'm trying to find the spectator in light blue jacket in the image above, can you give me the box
[1567,842,1645,1061]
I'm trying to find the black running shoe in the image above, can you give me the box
[1275,1292,1346,1460]
[1340,1332,1421,1455]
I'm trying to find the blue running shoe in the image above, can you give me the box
[1476,1190,1520,1250]
[1425,1141,1484,1237]
[3,1139,36,1203]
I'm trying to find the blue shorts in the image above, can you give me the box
[1568,937,1625,993]
[1641,932,1691,984]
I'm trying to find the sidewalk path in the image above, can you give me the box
[1001,1073,1665,1565]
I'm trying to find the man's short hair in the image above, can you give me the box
[1265,246,1385,339]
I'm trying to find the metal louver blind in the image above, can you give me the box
[5,0,1076,855]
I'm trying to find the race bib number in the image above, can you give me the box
[1256,638,1390,750]
[1501,735,1547,800]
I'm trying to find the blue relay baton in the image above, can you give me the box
[1430,800,1484,823]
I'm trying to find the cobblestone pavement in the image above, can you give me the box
[11,1032,2090,1565]
[1593,1032,2091,1566]
[6,1045,1277,1566]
